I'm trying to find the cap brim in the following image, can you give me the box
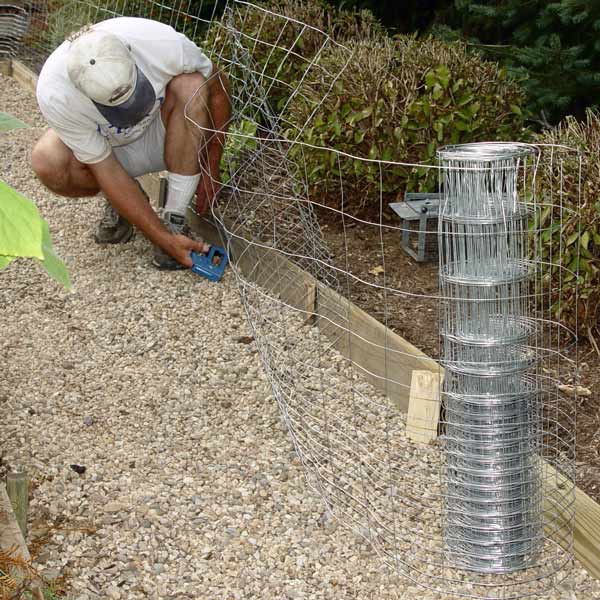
[93,65,156,129]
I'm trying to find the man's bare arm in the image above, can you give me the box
[89,153,208,267]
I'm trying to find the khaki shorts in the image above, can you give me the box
[112,112,167,178]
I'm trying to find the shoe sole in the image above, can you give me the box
[151,257,187,271]
[93,227,135,245]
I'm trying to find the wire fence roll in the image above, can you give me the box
[0,3,30,58]
[438,143,542,574]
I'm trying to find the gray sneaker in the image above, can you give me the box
[93,182,149,244]
[93,200,134,244]
[152,211,189,270]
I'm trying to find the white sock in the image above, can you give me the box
[164,172,201,216]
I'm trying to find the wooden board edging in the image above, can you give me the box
[149,184,600,582]
[137,166,440,411]
[407,370,441,444]
[12,59,37,93]
[0,59,13,76]
[182,204,441,412]
[573,486,600,579]
[0,483,38,596]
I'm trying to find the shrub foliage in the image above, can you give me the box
[203,0,383,114]
[203,0,529,217]
[535,110,600,335]
[285,34,529,216]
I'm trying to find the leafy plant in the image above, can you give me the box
[286,34,529,216]
[435,0,600,124]
[202,0,384,114]
[534,110,600,334]
[220,119,258,184]
[44,0,94,50]
[0,180,71,289]
[0,112,29,132]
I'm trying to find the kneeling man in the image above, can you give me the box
[32,16,231,269]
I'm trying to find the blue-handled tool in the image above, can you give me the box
[190,246,228,282]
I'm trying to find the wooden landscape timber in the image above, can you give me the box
[571,484,600,579]
[186,207,441,412]
[0,483,42,599]
[9,58,600,582]
[542,462,600,580]
[141,170,600,585]
[11,59,37,93]
[0,484,30,562]
[0,59,12,76]
[406,370,441,444]
[138,170,440,413]
[5,469,28,537]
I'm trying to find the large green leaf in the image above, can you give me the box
[0,112,29,132]
[0,255,15,269]
[40,219,71,289]
[0,180,44,259]
[0,180,71,290]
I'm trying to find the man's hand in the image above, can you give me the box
[165,234,210,268]
[90,153,210,267]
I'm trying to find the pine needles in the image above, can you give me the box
[0,546,42,600]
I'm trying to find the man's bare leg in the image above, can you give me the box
[161,72,209,178]
[31,130,141,244]
[31,130,100,197]
[153,71,213,268]
[195,69,232,215]
[152,69,231,267]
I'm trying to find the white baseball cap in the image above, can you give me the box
[67,28,156,128]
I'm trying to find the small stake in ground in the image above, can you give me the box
[6,467,28,538]
[407,370,441,444]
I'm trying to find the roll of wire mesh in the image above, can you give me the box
[0,4,29,58]
[437,143,543,573]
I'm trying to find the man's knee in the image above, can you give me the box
[165,72,209,115]
[31,133,70,190]
[168,72,208,99]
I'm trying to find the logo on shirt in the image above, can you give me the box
[96,96,164,143]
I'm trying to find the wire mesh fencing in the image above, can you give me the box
[439,144,547,575]
[12,1,582,597]
[0,3,30,58]
[10,0,222,71]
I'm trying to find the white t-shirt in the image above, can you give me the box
[37,17,212,164]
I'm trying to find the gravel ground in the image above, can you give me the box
[1,73,599,600]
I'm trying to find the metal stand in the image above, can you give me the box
[389,192,441,262]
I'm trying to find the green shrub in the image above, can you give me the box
[43,0,160,53]
[45,0,93,50]
[534,110,600,334]
[202,0,384,113]
[286,35,530,216]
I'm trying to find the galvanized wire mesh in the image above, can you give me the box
[438,143,543,574]
[13,1,582,597]
[10,0,221,72]
[0,3,29,58]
